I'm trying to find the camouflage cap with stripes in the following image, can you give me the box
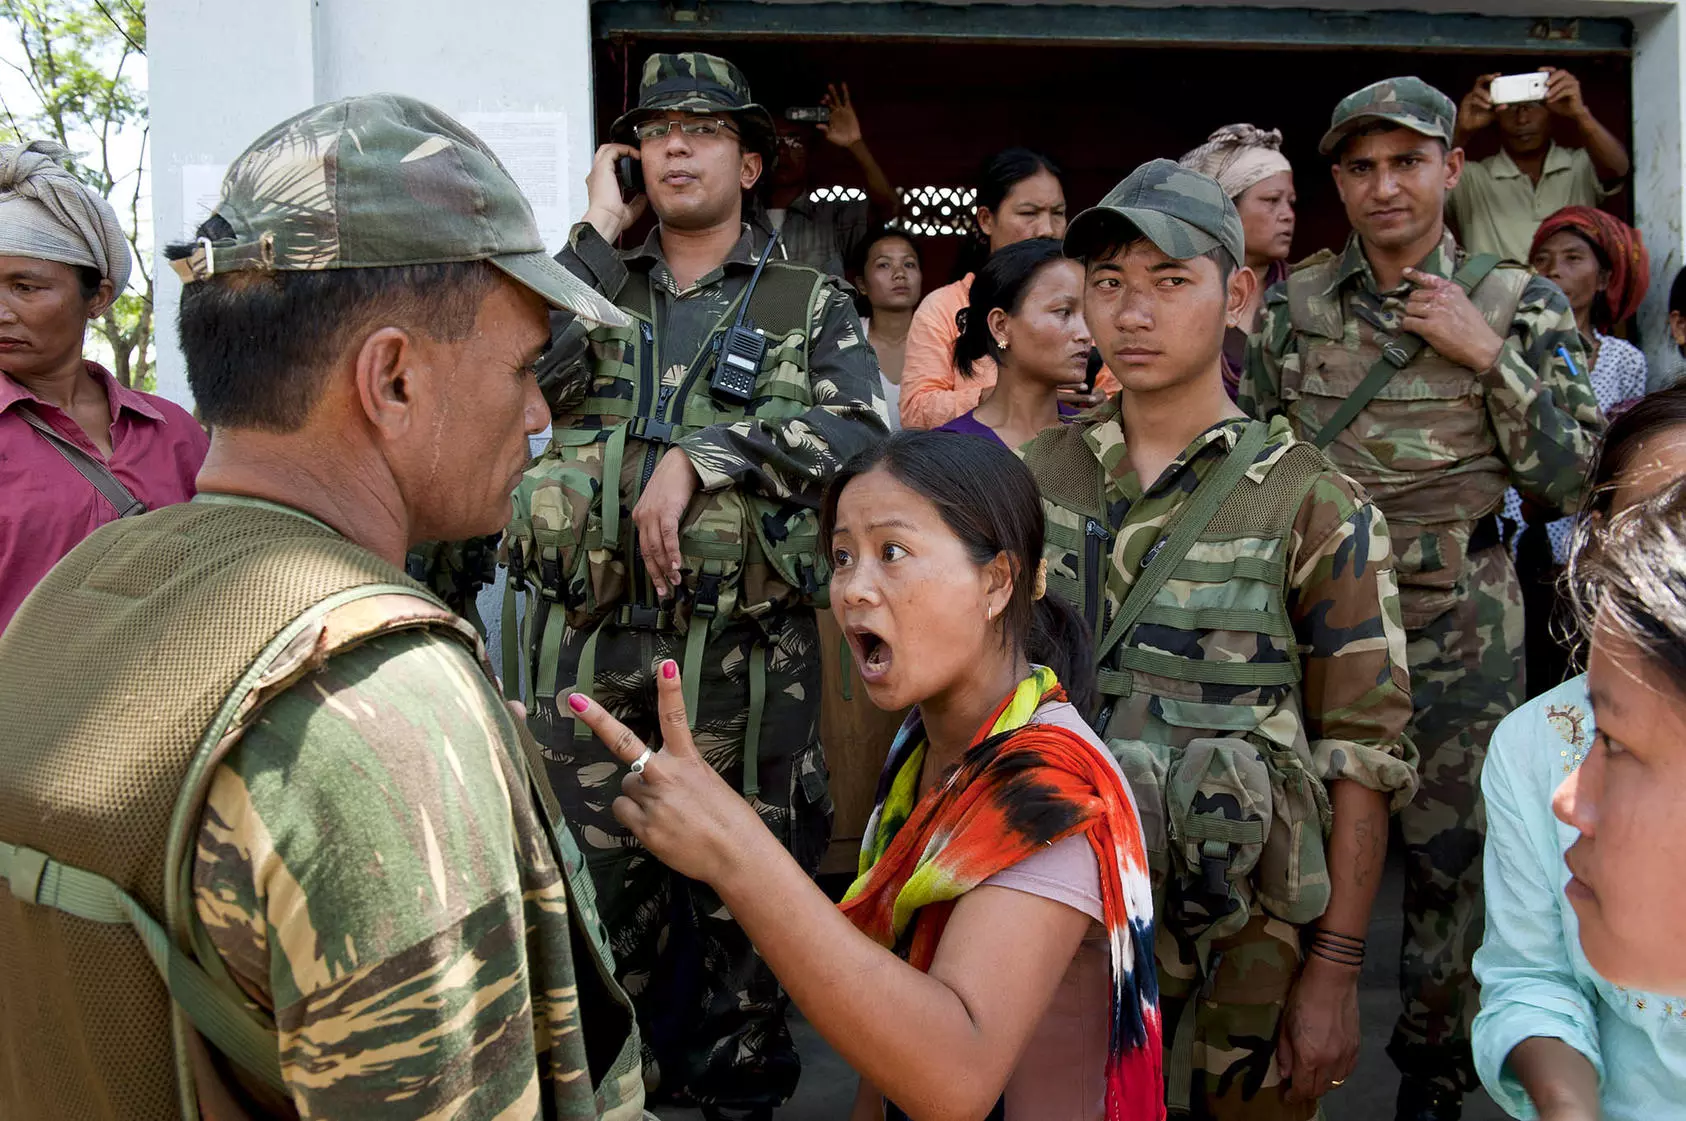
[609,52,777,156]
[171,93,627,328]
[1318,76,1456,157]
[1063,158,1246,268]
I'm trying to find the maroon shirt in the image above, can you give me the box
[0,361,208,630]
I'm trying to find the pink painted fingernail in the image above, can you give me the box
[567,694,589,714]
[661,659,678,680]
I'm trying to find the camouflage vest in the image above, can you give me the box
[1025,414,1334,945]
[0,500,641,1121]
[1281,250,1528,628]
[505,260,830,717]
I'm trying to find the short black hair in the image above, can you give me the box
[76,266,102,302]
[166,217,499,432]
[1332,122,1450,164]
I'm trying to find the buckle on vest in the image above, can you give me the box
[692,572,724,620]
[1199,840,1231,900]
[508,539,528,594]
[538,548,562,602]
[634,418,676,444]
[615,605,667,630]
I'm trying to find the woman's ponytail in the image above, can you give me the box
[1028,590,1099,722]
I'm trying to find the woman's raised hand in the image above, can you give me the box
[566,661,772,884]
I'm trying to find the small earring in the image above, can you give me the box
[995,337,1009,350]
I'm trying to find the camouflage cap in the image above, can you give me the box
[1063,158,1245,267]
[1318,76,1456,157]
[609,52,777,154]
[170,93,628,328]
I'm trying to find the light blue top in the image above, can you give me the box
[1473,674,1686,1119]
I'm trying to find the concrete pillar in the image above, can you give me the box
[1632,3,1686,387]
[146,0,316,407]
[145,0,596,408]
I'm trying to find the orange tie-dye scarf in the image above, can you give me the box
[839,667,1165,1120]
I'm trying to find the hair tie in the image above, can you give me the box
[1033,558,1048,602]
[955,306,970,334]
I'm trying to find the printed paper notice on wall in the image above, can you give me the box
[180,164,228,236]
[456,111,570,252]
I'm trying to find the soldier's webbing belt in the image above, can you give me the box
[1093,420,1270,693]
[1311,253,1502,449]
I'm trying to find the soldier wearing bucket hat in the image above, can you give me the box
[1241,76,1605,1121]
[505,49,887,1119]
[0,93,646,1121]
[1025,157,1418,1119]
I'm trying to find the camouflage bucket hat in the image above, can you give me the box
[1318,76,1456,157]
[1063,158,1245,267]
[609,52,777,155]
[170,93,628,328]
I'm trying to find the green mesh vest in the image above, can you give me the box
[505,260,830,723]
[0,499,591,1120]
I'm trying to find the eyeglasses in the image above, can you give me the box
[633,118,739,142]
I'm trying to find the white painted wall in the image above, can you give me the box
[147,0,1683,405]
[1632,4,1686,386]
[146,0,595,406]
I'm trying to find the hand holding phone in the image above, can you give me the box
[1489,72,1550,107]
[583,142,647,243]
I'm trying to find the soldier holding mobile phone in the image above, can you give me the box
[1449,67,1631,261]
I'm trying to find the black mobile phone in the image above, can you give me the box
[615,154,644,197]
[784,106,831,124]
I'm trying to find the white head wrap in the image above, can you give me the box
[1178,124,1293,202]
[0,139,132,293]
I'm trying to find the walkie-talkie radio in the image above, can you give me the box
[708,228,782,406]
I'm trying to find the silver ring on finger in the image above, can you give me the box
[629,747,654,775]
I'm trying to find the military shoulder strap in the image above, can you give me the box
[1093,420,1271,673]
[1310,252,1502,448]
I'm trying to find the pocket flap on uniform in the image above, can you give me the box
[1156,697,1275,733]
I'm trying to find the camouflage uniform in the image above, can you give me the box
[1239,78,1606,1100]
[513,54,888,1113]
[0,95,647,1121]
[194,506,643,1120]
[1034,161,1419,1119]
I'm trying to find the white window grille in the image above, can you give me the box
[803,185,979,237]
[806,185,867,204]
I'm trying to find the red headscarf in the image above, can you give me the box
[1530,206,1650,329]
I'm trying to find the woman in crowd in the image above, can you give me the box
[1505,206,1650,694]
[1553,473,1686,1005]
[1474,386,1686,1121]
[568,431,1163,1121]
[935,239,1092,450]
[1177,124,1296,399]
[899,148,1118,429]
[854,227,924,430]
[0,139,208,632]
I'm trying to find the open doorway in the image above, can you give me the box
[592,28,1632,283]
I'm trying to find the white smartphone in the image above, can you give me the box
[1490,72,1550,106]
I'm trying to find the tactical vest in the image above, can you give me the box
[1026,415,1338,1113]
[0,500,640,1121]
[1027,414,1333,934]
[1281,251,1529,628]
[505,260,831,723]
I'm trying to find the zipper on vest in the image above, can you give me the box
[1083,518,1111,638]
